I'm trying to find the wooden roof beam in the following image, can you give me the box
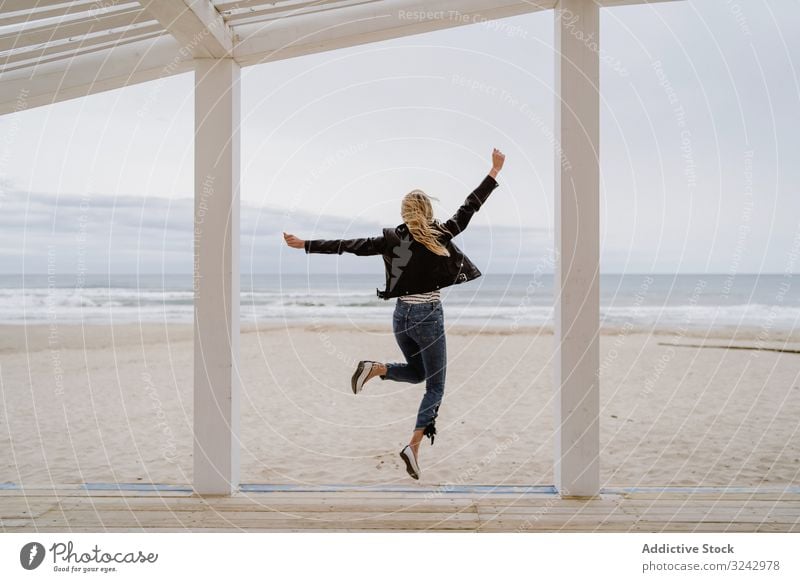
[0,34,191,115]
[0,1,141,28]
[0,6,154,53]
[139,0,235,58]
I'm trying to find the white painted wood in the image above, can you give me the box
[0,6,153,52]
[221,0,382,27]
[216,0,368,12]
[600,0,680,6]
[0,1,140,27]
[1,0,96,12]
[0,35,191,115]
[553,0,600,498]
[2,25,166,72]
[193,58,241,496]
[215,0,283,9]
[140,0,234,58]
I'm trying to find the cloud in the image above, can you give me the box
[0,190,553,275]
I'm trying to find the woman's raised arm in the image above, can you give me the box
[439,147,505,240]
[489,147,505,179]
[283,232,386,256]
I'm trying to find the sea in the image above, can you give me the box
[0,273,797,331]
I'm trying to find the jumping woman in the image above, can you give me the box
[283,147,506,480]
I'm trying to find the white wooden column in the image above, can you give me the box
[553,0,600,497]
[193,58,241,495]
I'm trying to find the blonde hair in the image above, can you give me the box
[401,189,450,257]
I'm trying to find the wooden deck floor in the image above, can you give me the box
[2,484,799,532]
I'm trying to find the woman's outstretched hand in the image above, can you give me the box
[489,148,505,179]
[283,232,305,249]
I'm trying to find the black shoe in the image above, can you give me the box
[399,445,421,480]
[351,360,377,395]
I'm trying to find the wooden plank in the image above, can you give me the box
[2,524,33,533]
[47,500,478,514]
[3,492,799,505]
[8,512,798,533]
[477,509,630,520]
[620,493,800,501]
[223,0,382,27]
[0,6,155,52]
[30,508,478,521]
[479,522,793,533]
[488,511,797,524]
[2,0,102,12]
[2,24,166,70]
[216,0,339,10]
[617,499,800,506]
[26,513,481,530]
[600,0,681,6]
[0,489,501,498]
[0,507,59,519]
[620,501,800,509]
[0,0,140,27]
[479,512,642,524]
[479,523,641,532]
[480,499,622,506]
[1,526,461,533]
[622,509,800,516]
[44,495,476,506]
[629,522,798,533]
[14,491,461,501]
[2,490,798,502]
[2,31,169,76]
[0,34,193,116]
[630,513,800,523]
[0,490,194,498]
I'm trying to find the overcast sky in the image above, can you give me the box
[0,0,798,275]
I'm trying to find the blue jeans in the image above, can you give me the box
[381,298,447,443]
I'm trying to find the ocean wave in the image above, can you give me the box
[1,276,797,331]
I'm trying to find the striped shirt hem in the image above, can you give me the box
[398,290,441,304]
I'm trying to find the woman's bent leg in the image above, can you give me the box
[382,310,426,384]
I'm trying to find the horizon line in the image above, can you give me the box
[1,272,793,277]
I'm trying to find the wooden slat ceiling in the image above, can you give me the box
[0,1,166,74]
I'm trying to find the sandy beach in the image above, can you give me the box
[1,321,798,489]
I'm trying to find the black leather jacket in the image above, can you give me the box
[304,174,500,300]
